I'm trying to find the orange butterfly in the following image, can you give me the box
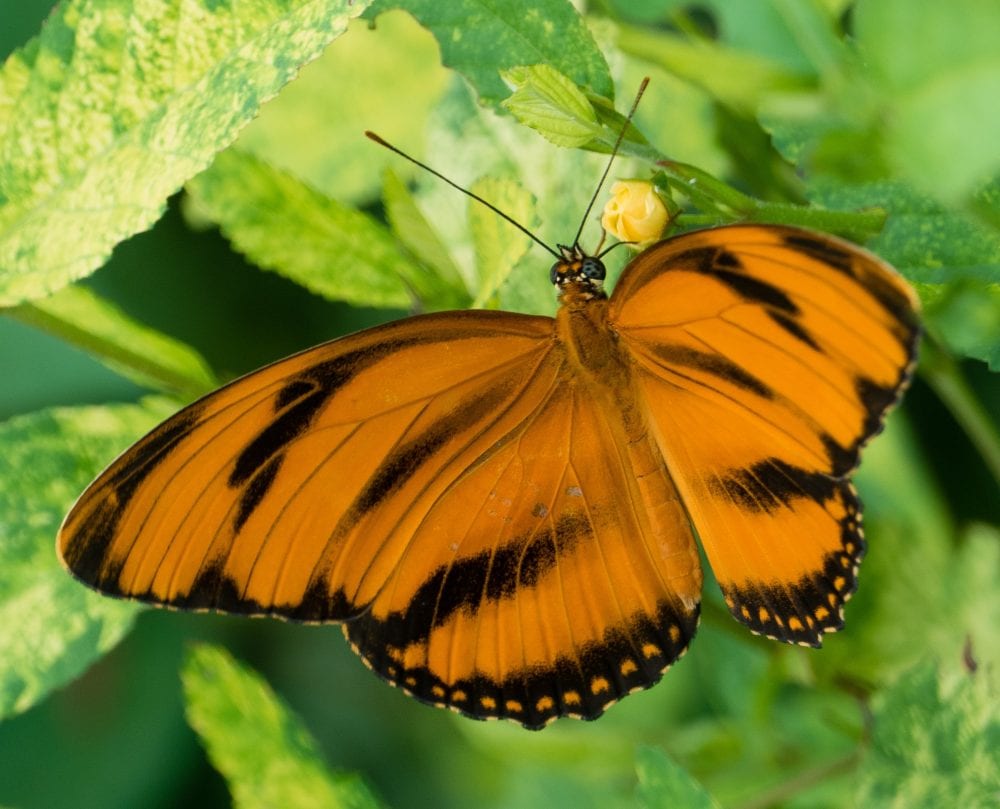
[57,126,920,732]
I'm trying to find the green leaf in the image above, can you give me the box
[381,168,470,308]
[635,746,722,809]
[681,0,848,89]
[501,65,601,148]
[855,0,1000,202]
[9,285,218,399]
[807,179,1000,285]
[856,661,1000,809]
[0,0,368,308]
[924,282,1000,371]
[378,0,613,106]
[0,401,172,720]
[615,23,813,114]
[841,416,1000,682]
[468,176,536,307]
[186,149,437,310]
[182,644,382,809]
[855,0,1000,95]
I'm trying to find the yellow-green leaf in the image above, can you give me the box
[0,401,172,719]
[187,149,430,310]
[182,645,382,809]
[501,65,601,148]
[0,0,369,307]
[10,286,218,399]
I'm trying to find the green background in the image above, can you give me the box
[1,1,997,808]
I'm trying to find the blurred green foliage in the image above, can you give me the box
[182,645,382,809]
[1,1,998,808]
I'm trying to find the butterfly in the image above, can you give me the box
[57,75,919,727]
[58,201,920,728]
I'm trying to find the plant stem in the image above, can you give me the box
[610,141,887,240]
[733,752,860,809]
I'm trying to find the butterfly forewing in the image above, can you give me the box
[610,225,920,644]
[59,311,553,618]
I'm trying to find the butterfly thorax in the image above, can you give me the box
[556,292,631,392]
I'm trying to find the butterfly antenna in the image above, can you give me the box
[571,77,650,249]
[365,131,560,259]
[597,239,634,259]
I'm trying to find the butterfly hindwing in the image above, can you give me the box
[610,225,920,645]
[345,376,701,727]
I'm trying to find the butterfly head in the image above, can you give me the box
[550,244,607,297]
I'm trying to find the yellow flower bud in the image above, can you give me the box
[601,180,670,245]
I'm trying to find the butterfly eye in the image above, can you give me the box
[581,257,606,281]
[549,262,562,285]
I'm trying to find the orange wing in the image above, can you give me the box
[609,225,920,645]
[59,309,701,728]
[344,375,701,727]
[59,312,553,617]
